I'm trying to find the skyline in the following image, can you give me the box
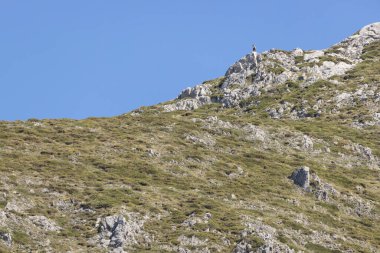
[0,1,379,120]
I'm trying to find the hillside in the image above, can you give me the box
[0,23,379,253]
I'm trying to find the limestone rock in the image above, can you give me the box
[310,174,339,201]
[92,213,151,252]
[178,85,211,99]
[185,133,215,146]
[243,124,267,142]
[232,241,252,253]
[163,84,213,112]
[28,216,61,232]
[0,231,12,247]
[290,168,340,201]
[334,92,354,108]
[167,23,380,112]
[289,166,310,188]
[163,97,211,112]
[304,50,324,61]
[266,101,294,119]
[181,212,212,228]
[302,135,314,150]
[177,235,207,247]
[235,219,294,253]
[5,197,34,213]
[352,144,375,161]
[257,242,294,253]
[291,48,304,57]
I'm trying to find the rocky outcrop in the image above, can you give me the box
[310,173,339,201]
[28,215,61,232]
[91,213,151,252]
[289,166,310,188]
[233,219,294,253]
[0,231,12,247]
[164,22,380,112]
[163,97,211,112]
[289,167,339,201]
[222,22,379,90]
[232,240,253,253]
[164,84,213,112]
[185,133,216,147]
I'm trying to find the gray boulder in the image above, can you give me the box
[232,240,253,253]
[28,215,61,232]
[289,166,310,188]
[97,215,127,250]
[93,213,151,252]
[0,231,12,247]
[290,168,340,201]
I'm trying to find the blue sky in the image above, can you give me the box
[0,1,379,120]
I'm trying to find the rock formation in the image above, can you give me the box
[164,22,380,112]
[0,22,379,253]
[289,166,310,189]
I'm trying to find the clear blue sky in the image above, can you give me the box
[1,1,379,120]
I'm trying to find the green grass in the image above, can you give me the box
[306,243,342,253]
[0,38,379,253]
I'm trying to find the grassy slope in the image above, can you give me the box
[0,42,379,252]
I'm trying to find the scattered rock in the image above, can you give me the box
[232,240,252,253]
[352,144,375,161]
[334,92,354,108]
[147,149,160,157]
[182,212,212,228]
[167,23,380,112]
[163,97,211,112]
[28,216,61,232]
[310,173,339,201]
[0,231,12,247]
[304,50,324,61]
[289,166,310,188]
[243,124,267,142]
[290,167,339,201]
[185,134,216,146]
[302,135,314,150]
[163,84,213,112]
[92,213,151,252]
[234,219,294,253]
[177,235,207,247]
[257,242,294,253]
[5,198,34,213]
[291,48,304,57]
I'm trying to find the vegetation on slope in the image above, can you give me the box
[0,41,379,253]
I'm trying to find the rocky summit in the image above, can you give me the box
[0,23,379,252]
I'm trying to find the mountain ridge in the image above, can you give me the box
[0,22,379,253]
[162,22,379,115]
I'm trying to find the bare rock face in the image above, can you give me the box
[163,97,211,112]
[163,84,213,112]
[289,166,310,188]
[91,213,151,252]
[98,215,127,250]
[309,173,339,201]
[232,241,252,253]
[304,50,324,61]
[164,22,380,112]
[257,243,294,253]
[28,215,61,232]
[0,231,12,247]
[233,219,294,253]
[178,85,212,99]
[289,167,339,201]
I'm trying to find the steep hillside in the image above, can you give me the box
[0,23,379,253]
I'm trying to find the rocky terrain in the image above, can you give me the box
[0,23,379,252]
